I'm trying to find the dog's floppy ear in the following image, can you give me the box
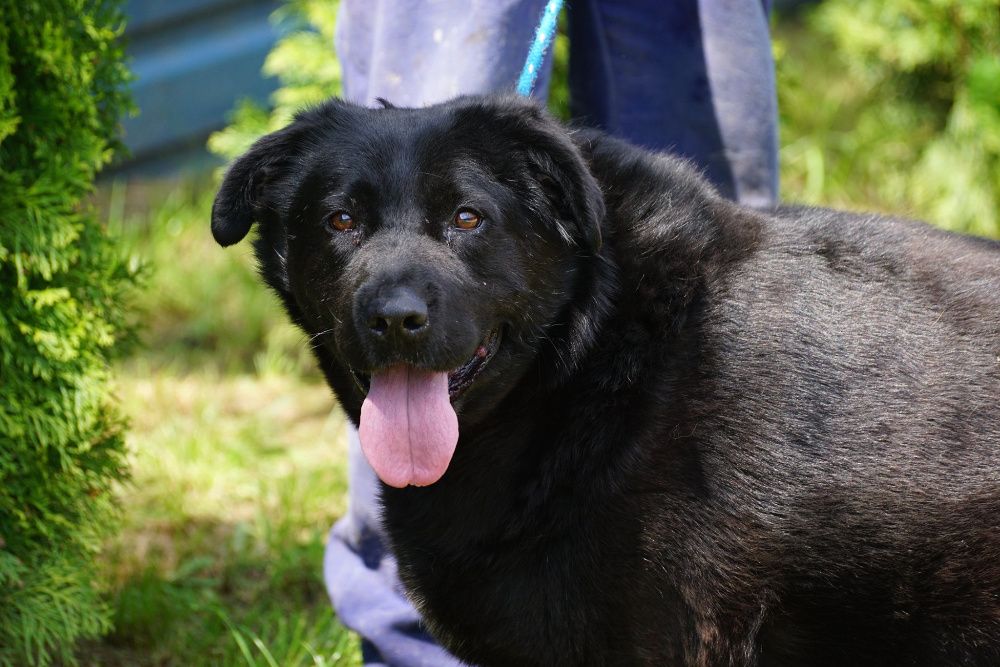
[505,102,605,254]
[524,137,605,254]
[211,124,305,247]
[453,98,605,254]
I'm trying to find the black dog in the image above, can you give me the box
[212,95,1000,666]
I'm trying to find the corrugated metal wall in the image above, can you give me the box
[119,0,282,173]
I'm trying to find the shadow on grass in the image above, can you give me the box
[76,516,358,666]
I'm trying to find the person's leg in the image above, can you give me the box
[568,0,778,206]
[326,3,552,665]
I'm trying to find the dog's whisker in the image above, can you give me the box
[308,328,336,342]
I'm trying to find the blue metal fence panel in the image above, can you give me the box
[119,0,281,172]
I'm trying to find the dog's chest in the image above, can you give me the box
[383,481,682,666]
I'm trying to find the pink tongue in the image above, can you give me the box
[359,366,459,487]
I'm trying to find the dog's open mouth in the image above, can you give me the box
[353,327,502,488]
[351,327,502,400]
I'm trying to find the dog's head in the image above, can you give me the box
[212,95,609,487]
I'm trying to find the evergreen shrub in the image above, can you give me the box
[0,1,134,664]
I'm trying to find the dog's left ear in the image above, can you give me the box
[525,132,605,254]
[211,123,305,247]
[457,99,605,254]
[518,115,605,255]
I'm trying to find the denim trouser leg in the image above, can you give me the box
[324,2,778,665]
[568,0,778,205]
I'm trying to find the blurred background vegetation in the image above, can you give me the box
[57,0,1000,664]
[778,0,1000,236]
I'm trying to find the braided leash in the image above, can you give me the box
[515,0,565,97]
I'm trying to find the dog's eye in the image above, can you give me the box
[454,208,483,230]
[329,211,355,232]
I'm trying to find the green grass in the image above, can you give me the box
[83,179,361,666]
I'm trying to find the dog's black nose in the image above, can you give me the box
[366,287,429,337]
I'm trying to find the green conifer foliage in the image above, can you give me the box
[0,1,134,664]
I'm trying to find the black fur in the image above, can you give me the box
[213,95,1000,666]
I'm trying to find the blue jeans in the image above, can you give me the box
[324,2,777,664]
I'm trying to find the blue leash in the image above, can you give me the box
[516,0,565,97]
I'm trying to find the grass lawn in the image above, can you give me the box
[81,181,361,666]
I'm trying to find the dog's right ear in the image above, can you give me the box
[211,124,304,247]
